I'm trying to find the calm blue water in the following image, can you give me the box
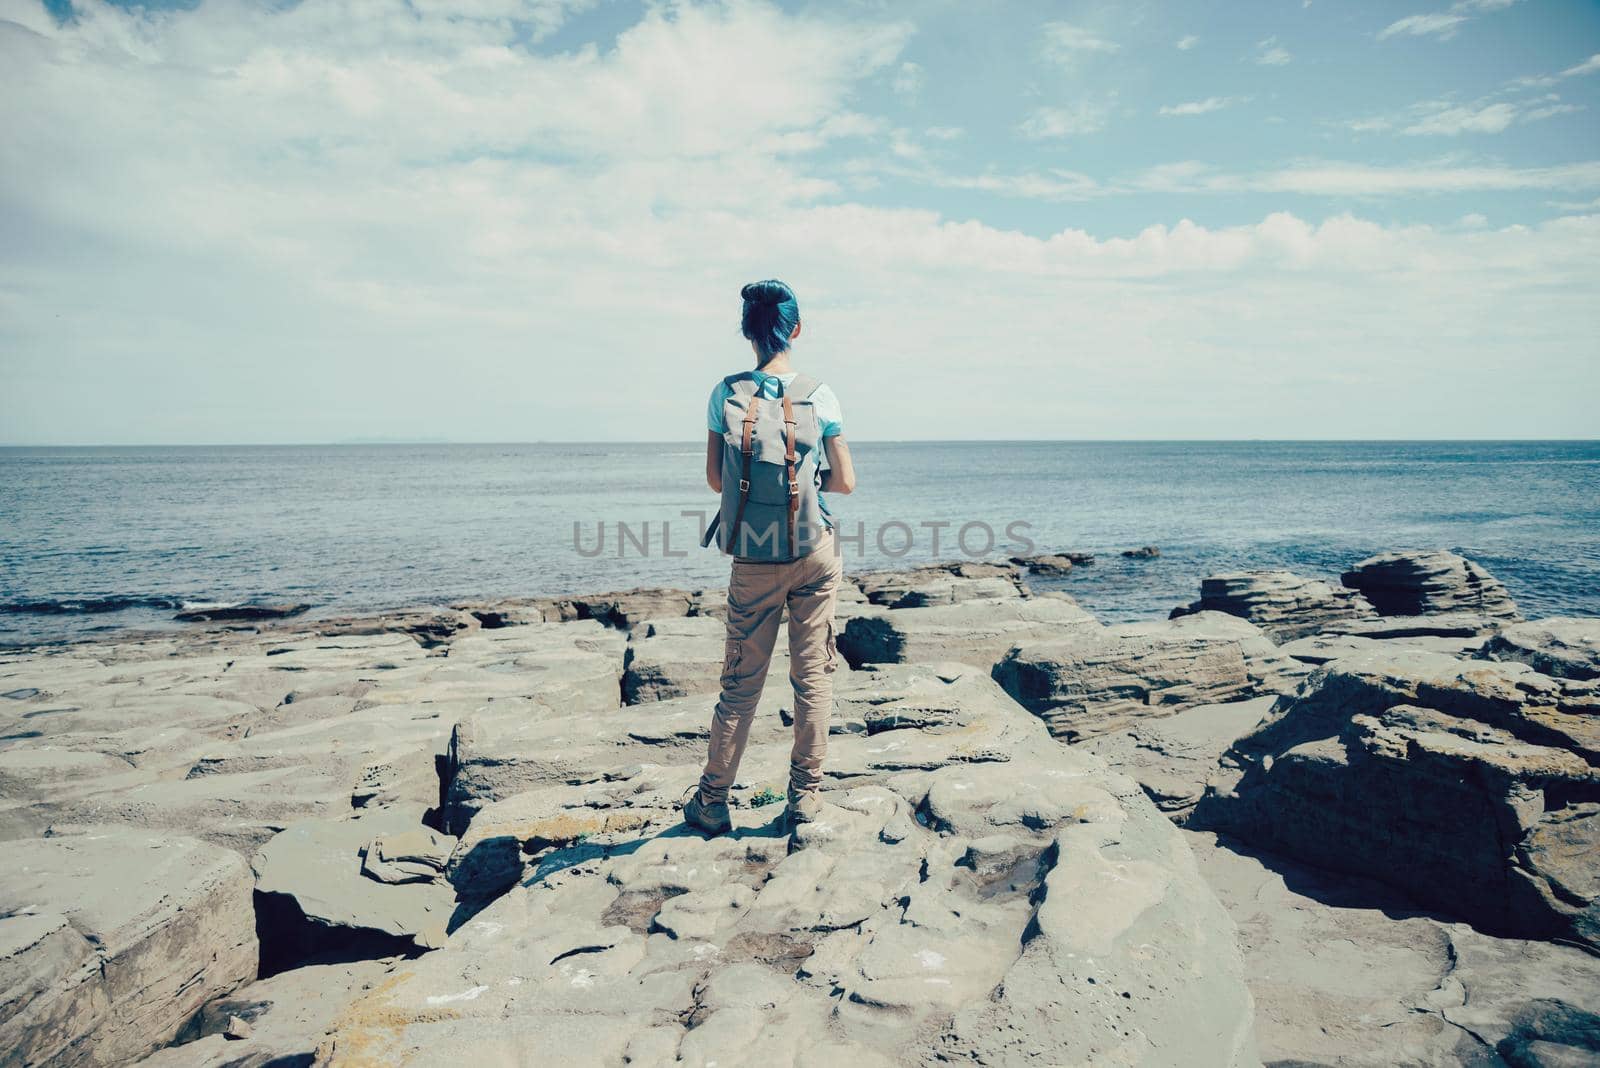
[3,441,1597,647]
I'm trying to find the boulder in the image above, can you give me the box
[1170,570,1376,641]
[361,827,453,885]
[1193,649,1600,948]
[1341,550,1521,621]
[1123,545,1161,558]
[251,805,458,973]
[312,663,1257,1068]
[1012,551,1094,575]
[838,596,1101,670]
[993,618,1258,742]
[1478,617,1600,680]
[0,832,257,1067]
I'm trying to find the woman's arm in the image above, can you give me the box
[821,436,855,494]
[705,430,723,493]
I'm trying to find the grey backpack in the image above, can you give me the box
[702,372,829,561]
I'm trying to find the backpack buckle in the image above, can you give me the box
[788,479,800,496]
[738,479,750,492]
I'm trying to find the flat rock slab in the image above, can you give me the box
[853,565,1024,609]
[1188,829,1600,1067]
[620,614,857,707]
[174,603,311,623]
[1321,613,1504,639]
[565,588,697,629]
[441,621,625,715]
[135,960,395,1068]
[313,663,1257,1067]
[622,616,736,704]
[1277,632,1488,665]
[1080,696,1277,821]
[0,832,257,1067]
[17,764,356,855]
[838,595,1101,670]
[440,681,839,835]
[1478,616,1600,680]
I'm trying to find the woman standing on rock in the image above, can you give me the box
[684,279,856,835]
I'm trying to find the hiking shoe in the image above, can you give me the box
[683,789,732,836]
[785,790,822,831]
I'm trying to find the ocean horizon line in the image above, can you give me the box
[3,437,1598,449]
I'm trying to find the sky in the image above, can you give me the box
[1,0,1597,444]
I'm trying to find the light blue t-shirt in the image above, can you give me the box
[706,371,844,437]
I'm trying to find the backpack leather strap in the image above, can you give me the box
[729,396,760,556]
[782,391,798,558]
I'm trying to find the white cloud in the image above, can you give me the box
[892,60,923,98]
[1560,53,1600,78]
[1018,102,1112,139]
[1152,159,1600,197]
[1040,22,1118,66]
[1403,102,1520,135]
[771,150,1600,207]
[1346,93,1582,136]
[0,0,1596,444]
[1512,52,1600,89]
[1379,0,1525,41]
[1159,96,1249,117]
[906,166,1101,201]
[1522,99,1583,122]
[1176,35,1199,50]
[924,126,964,141]
[1378,13,1468,40]
[1255,37,1292,66]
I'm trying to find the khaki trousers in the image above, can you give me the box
[698,532,843,805]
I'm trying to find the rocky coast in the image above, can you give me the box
[1,550,1596,1067]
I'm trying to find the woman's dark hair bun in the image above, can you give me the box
[739,279,800,364]
[741,280,794,306]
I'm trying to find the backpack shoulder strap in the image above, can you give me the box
[786,373,822,401]
[723,372,760,396]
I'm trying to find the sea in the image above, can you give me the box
[2,440,1597,648]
